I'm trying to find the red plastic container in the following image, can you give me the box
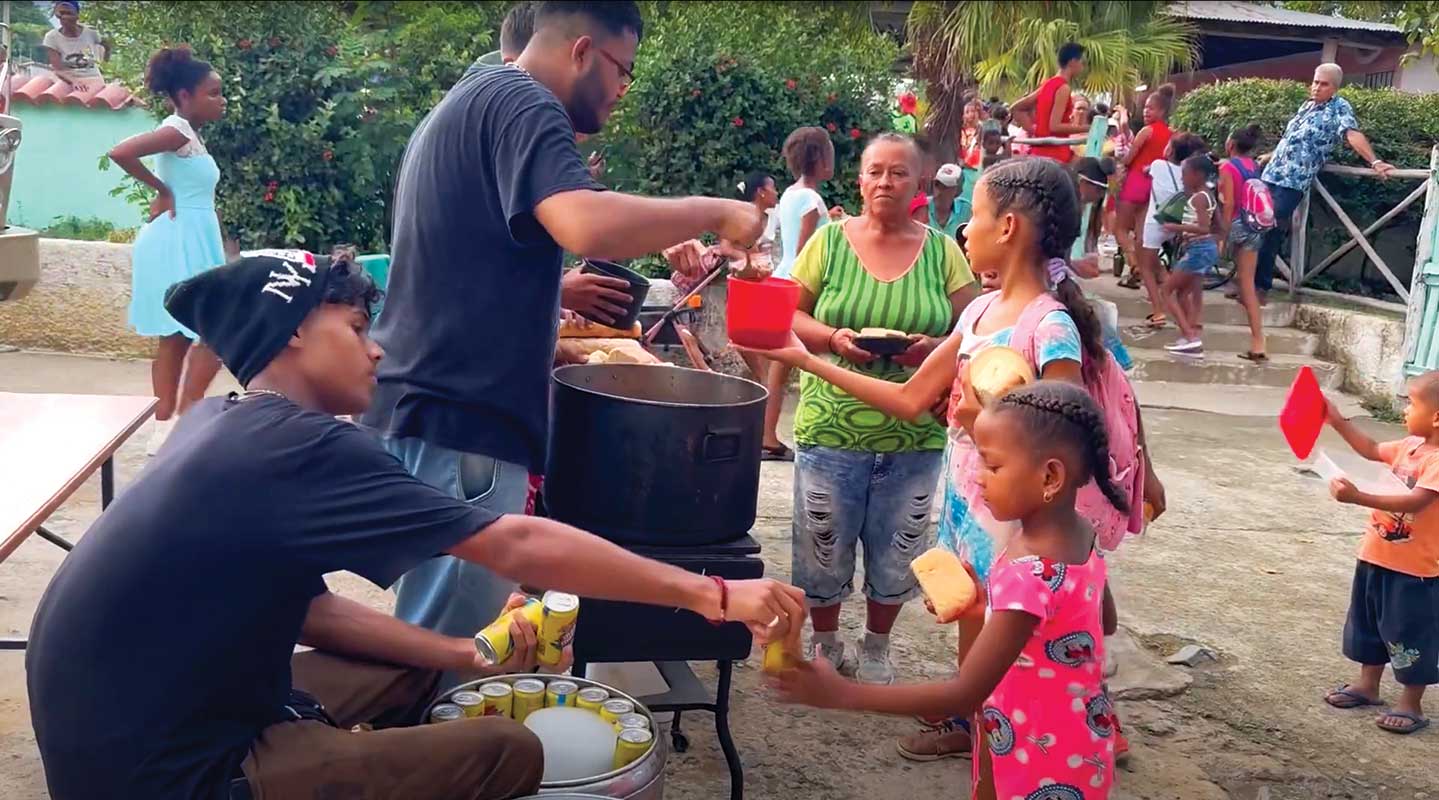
[1279,365,1326,460]
[727,276,801,349]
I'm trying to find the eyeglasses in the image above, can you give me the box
[595,46,634,97]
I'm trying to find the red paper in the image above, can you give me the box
[1279,365,1325,460]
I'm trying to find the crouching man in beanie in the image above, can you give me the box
[25,250,806,800]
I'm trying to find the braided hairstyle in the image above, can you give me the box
[996,381,1131,514]
[980,158,1109,368]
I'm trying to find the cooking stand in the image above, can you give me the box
[568,534,761,800]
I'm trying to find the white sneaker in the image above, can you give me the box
[805,638,856,677]
[1164,338,1203,353]
[146,417,175,457]
[855,636,895,685]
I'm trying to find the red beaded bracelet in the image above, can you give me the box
[706,574,727,625]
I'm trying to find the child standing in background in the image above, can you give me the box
[776,380,1123,799]
[1322,374,1439,735]
[1159,154,1219,354]
[109,45,228,453]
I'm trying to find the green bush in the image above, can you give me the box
[42,216,122,242]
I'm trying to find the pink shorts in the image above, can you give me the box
[1118,169,1152,205]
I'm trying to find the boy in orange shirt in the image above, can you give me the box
[1322,372,1439,735]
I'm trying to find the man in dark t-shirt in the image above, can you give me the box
[26,251,803,800]
[360,1,765,643]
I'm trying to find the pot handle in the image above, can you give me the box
[702,427,744,462]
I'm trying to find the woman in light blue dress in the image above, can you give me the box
[109,46,227,449]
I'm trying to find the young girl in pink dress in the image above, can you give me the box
[776,379,1124,800]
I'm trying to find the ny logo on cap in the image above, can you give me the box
[246,250,319,304]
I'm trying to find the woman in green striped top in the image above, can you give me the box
[786,133,979,684]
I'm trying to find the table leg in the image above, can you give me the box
[715,660,742,800]
[101,457,115,508]
[35,525,74,552]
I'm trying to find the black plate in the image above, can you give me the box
[853,335,911,356]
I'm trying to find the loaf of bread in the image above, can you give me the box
[559,320,642,339]
[967,345,1035,406]
[911,548,978,623]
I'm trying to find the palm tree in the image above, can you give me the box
[907,1,1197,155]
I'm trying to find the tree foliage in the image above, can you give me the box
[86,0,506,251]
[907,1,1197,156]
[603,2,899,211]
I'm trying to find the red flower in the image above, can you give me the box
[826,122,837,133]
[849,127,862,139]
[898,91,918,116]
[263,192,275,203]
[827,93,838,104]
[691,88,701,98]
[325,45,339,58]
[268,37,282,48]
[267,180,279,190]
[322,150,334,162]
[732,116,744,127]
[237,38,253,50]
[785,79,797,90]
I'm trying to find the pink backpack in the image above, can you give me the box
[1231,158,1276,231]
[1010,294,1146,550]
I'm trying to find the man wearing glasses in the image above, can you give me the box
[363,1,765,647]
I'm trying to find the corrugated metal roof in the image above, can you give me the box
[4,73,141,112]
[1166,1,1401,34]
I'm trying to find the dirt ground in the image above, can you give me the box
[1,350,1437,799]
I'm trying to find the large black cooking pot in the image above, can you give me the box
[546,364,766,546]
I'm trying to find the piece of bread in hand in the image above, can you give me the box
[911,547,978,623]
[858,327,906,339]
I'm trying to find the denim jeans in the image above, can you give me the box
[1255,182,1306,292]
[382,436,530,642]
[792,445,942,607]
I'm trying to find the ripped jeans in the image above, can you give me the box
[792,445,942,607]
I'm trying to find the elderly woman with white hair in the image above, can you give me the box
[1252,62,1394,304]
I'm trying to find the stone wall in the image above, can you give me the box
[1292,300,1408,403]
[0,238,153,359]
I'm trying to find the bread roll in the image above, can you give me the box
[911,547,978,623]
[967,345,1035,406]
[559,320,642,339]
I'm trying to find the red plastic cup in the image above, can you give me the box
[727,276,801,349]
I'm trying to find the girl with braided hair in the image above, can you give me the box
[776,380,1122,800]
[744,156,1164,760]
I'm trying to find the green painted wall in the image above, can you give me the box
[8,104,156,232]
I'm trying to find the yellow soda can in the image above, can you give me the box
[577,687,609,713]
[429,703,464,723]
[762,641,796,674]
[615,712,649,733]
[451,691,485,718]
[600,698,634,726]
[480,682,514,718]
[545,679,579,708]
[538,591,580,666]
[474,598,544,666]
[613,727,653,769]
[512,678,546,723]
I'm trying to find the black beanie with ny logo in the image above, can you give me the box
[164,250,334,387]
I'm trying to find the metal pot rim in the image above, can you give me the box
[553,364,766,409]
[427,673,665,788]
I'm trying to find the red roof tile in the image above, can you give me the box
[5,73,141,112]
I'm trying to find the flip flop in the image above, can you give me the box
[1376,711,1430,735]
[1144,313,1167,329]
[1118,275,1142,289]
[1324,685,1382,709]
[761,444,794,462]
[1238,352,1269,364]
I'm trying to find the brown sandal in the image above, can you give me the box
[1144,313,1167,329]
[1238,351,1269,364]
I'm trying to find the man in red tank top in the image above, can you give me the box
[1015,42,1090,164]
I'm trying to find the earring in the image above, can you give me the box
[1043,489,1055,503]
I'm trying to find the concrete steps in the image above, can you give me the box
[1081,278,1348,399]
[1125,347,1345,389]
[1119,319,1319,356]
